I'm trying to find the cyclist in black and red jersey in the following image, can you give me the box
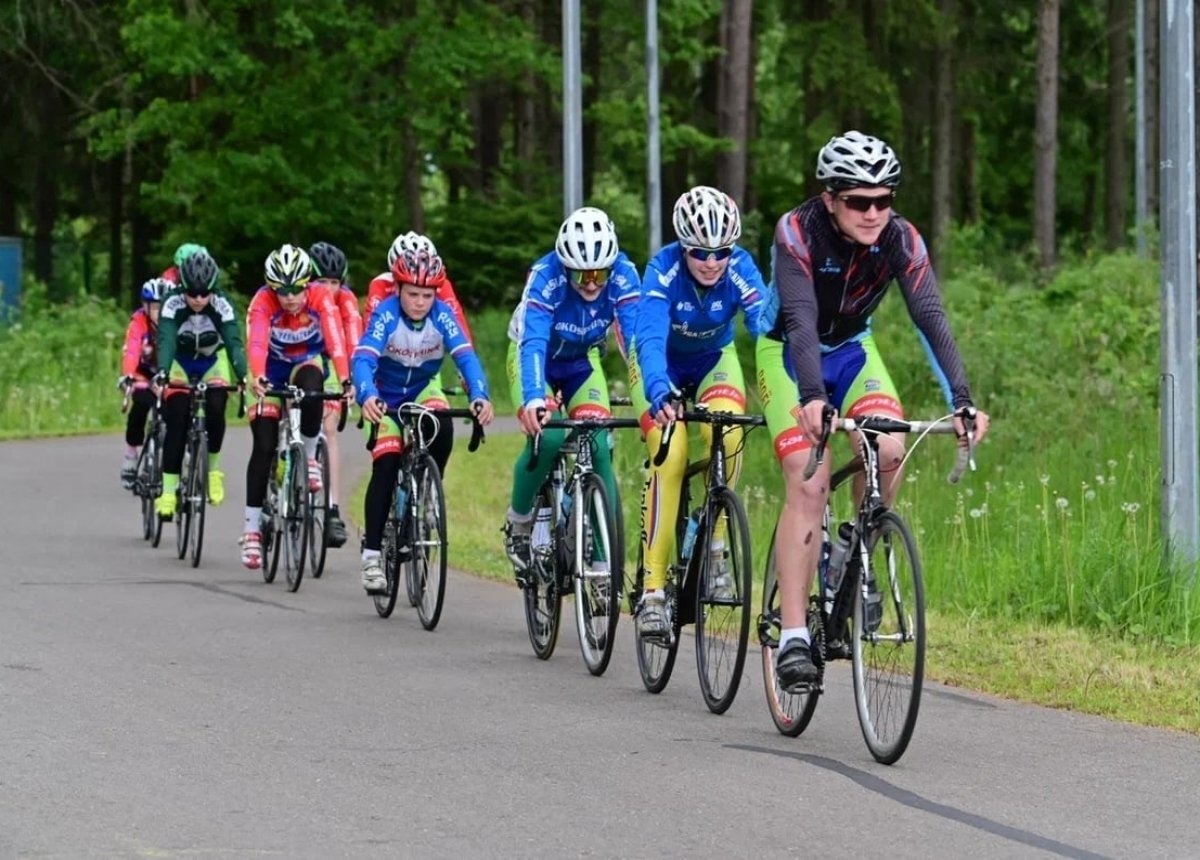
[757,130,990,689]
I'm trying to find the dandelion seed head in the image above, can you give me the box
[969,508,983,519]
[1039,474,1050,486]
[1095,475,1106,486]
[1108,459,1118,469]
[1084,489,1096,501]
[1056,496,1069,510]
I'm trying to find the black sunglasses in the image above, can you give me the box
[837,191,896,213]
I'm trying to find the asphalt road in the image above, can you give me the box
[2,428,1198,858]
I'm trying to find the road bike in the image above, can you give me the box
[630,399,765,714]
[260,385,347,592]
[759,407,976,764]
[521,404,640,675]
[123,385,166,547]
[366,401,485,629]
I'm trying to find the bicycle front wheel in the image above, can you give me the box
[283,445,310,593]
[187,434,208,568]
[523,484,562,660]
[694,486,752,715]
[412,455,448,631]
[573,473,621,676]
[309,437,331,579]
[634,545,680,694]
[263,479,280,584]
[175,445,192,560]
[141,433,161,543]
[851,510,925,765]
[374,514,401,618]
[760,524,821,737]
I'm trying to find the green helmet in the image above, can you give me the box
[173,243,208,269]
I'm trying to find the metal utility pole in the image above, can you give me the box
[1135,0,1148,257]
[1159,0,1199,578]
[563,0,583,216]
[646,0,662,254]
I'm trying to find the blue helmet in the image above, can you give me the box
[140,277,172,303]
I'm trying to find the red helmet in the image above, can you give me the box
[390,248,447,289]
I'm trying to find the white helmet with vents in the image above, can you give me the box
[672,186,742,249]
[555,207,619,270]
[264,244,312,289]
[387,232,438,269]
[816,130,902,189]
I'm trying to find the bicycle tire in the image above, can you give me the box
[403,469,422,608]
[374,516,401,618]
[141,433,160,542]
[523,484,562,660]
[573,473,621,676]
[187,434,208,568]
[694,486,752,714]
[634,541,680,694]
[851,510,925,765]
[412,454,448,631]
[283,443,310,593]
[263,476,280,584]
[175,442,192,560]
[760,524,821,737]
[309,437,331,579]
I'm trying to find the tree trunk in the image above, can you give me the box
[403,117,426,232]
[1145,0,1158,214]
[1033,0,1060,272]
[130,147,157,305]
[930,0,956,265]
[108,157,124,301]
[514,0,538,194]
[717,0,753,205]
[960,117,979,225]
[1105,0,1130,249]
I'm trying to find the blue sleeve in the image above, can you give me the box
[352,302,390,404]
[731,249,770,338]
[610,254,641,352]
[634,259,674,410]
[518,269,558,406]
[437,305,490,402]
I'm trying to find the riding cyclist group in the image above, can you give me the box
[118,130,990,704]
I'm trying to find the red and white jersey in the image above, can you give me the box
[122,308,157,379]
[335,284,363,353]
[246,283,350,381]
[365,271,474,345]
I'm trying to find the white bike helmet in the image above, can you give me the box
[387,231,438,269]
[264,243,313,289]
[555,206,619,270]
[816,130,902,189]
[672,186,742,249]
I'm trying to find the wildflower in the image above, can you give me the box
[1056,497,1069,510]
[1095,475,1106,486]
[1108,459,1118,469]
[969,508,984,519]
[1122,502,1141,515]
[1039,474,1050,486]
[1084,490,1096,501]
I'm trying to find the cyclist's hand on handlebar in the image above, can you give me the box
[954,405,989,446]
[340,379,354,402]
[362,396,388,424]
[519,400,549,436]
[651,400,676,429]
[799,399,833,446]
[251,376,269,399]
[471,399,494,426]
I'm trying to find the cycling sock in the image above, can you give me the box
[780,627,811,649]
[362,548,381,563]
[303,435,318,461]
[244,507,262,532]
[208,451,221,471]
[162,473,179,495]
[507,507,533,530]
[125,444,139,458]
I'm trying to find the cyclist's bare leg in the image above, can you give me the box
[777,450,829,630]
[849,430,907,506]
[323,409,341,506]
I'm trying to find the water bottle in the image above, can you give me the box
[680,510,701,561]
[826,521,854,594]
[532,506,553,551]
[394,485,409,521]
[561,490,574,522]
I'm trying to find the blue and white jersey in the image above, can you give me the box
[634,242,770,404]
[507,249,640,407]
[353,296,489,406]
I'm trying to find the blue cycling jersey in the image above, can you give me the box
[507,249,641,406]
[634,242,770,410]
[353,296,489,406]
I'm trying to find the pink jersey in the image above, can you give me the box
[246,283,350,382]
[122,308,157,379]
[365,272,474,345]
[335,284,363,353]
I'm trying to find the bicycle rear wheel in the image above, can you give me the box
[634,544,680,694]
[694,486,752,714]
[760,525,821,737]
[573,473,621,676]
[309,437,331,579]
[851,510,925,765]
[263,479,279,584]
[140,434,161,542]
[374,514,401,618]
[187,435,208,568]
[282,444,310,593]
[523,484,562,659]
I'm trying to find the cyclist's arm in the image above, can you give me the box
[156,295,183,373]
[730,247,770,338]
[122,313,147,376]
[773,213,825,405]
[517,272,557,409]
[436,276,475,346]
[212,292,248,382]
[311,286,350,381]
[338,286,363,353]
[610,254,641,361]
[351,304,389,405]
[245,291,272,381]
[892,222,973,409]
[632,261,673,411]
[438,305,489,402]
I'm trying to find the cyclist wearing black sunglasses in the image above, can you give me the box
[758,130,991,687]
[501,206,641,578]
[153,250,248,521]
[629,185,772,638]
